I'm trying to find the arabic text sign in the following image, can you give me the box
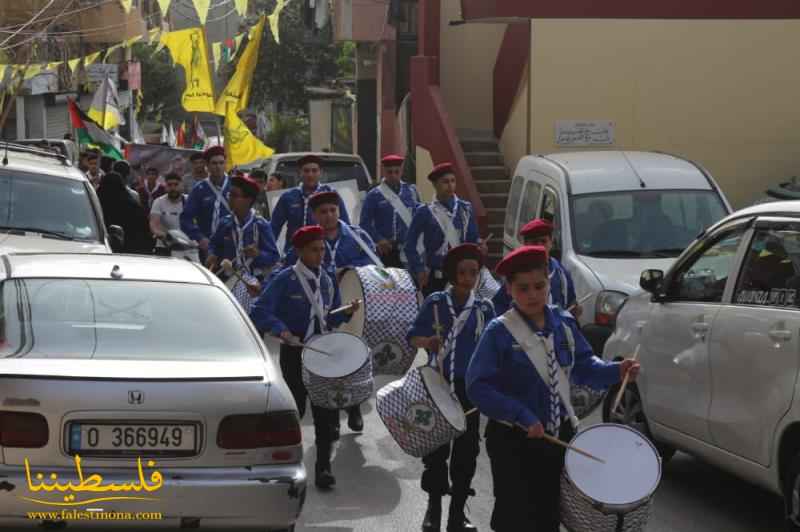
[555,120,615,146]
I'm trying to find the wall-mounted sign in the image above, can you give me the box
[86,63,118,84]
[555,120,615,146]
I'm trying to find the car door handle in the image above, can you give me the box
[691,322,710,333]
[769,329,793,342]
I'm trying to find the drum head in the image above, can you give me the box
[565,423,661,507]
[419,366,467,432]
[336,268,367,336]
[303,332,369,378]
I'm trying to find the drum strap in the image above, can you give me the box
[437,288,476,391]
[340,221,386,269]
[429,199,466,258]
[498,309,579,430]
[293,261,329,341]
[377,182,413,230]
[206,175,231,235]
[548,260,569,308]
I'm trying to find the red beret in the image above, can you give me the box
[308,190,340,210]
[520,218,554,239]
[444,243,485,283]
[291,225,325,248]
[381,154,404,167]
[231,174,260,199]
[428,162,455,182]
[203,145,225,161]
[495,245,548,278]
[297,154,323,168]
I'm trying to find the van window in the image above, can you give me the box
[274,159,371,191]
[518,180,542,232]
[504,176,525,238]
[541,186,561,249]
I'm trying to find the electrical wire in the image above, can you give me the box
[0,0,59,48]
[0,0,120,32]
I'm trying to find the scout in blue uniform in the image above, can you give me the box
[180,146,232,264]
[250,225,360,490]
[466,246,640,532]
[404,162,486,297]
[359,154,421,268]
[407,244,494,532]
[492,218,583,318]
[206,174,280,298]
[270,154,350,255]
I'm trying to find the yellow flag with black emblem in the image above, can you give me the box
[214,16,265,115]
[161,27,215,113]
[223,104,274,171]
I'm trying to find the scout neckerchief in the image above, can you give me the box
[497,308,579,433]
[299,182,322,226]
[548,258,569,308]
[377,180,413,240]
[293,260,330,341]
[436,287,477,392]
[207,175,230,235]
[326,221,385,270]
[429,197,468,258]
[231,209,259,274]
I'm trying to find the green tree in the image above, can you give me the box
[131,42,183,123]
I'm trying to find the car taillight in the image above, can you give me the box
[217,412,301,449]
[0,411,49,448]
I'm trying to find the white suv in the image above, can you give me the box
[0,143,119,253]
[604,200,800,529]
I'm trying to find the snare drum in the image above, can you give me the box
[560,423,661,532]
[302,332,374,410]
[376,366,466,458]
[225,270,258,311]
[336,265,419,375]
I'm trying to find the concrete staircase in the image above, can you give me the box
[459,130,511,267]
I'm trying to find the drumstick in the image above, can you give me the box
[498,420,605,464]
[568,291,595,311]
[610,344,641,414]
[221,259,256,286]
[329,299,363,316]
[281,340,335,357]
[464,407,479,416]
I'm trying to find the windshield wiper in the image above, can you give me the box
[649,248,685,258]
[584,250,644,258]
[0,226,75,240]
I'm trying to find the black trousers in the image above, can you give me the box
[279,343,337,467]
[421,380,480,498]
[421,270,449,297]
[485,420,576,532]
[153,246,171,257]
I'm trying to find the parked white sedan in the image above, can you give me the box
[603,200,800,530]
[0,253,305,529]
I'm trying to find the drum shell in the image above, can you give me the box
[302,334,374,410]
[560,474,653,532]
[376,366,466,458]
[337,266,419,376]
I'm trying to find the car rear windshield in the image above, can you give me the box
[0,279,261,361]
[571,189,728,258]
[0,170,99,240]
[274,159,371,190]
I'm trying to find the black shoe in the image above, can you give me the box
[422,497,442,532]
[446,516,477,532]
[315,466,336,489]
[347,406,363,432]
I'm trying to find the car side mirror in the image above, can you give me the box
[108,225,125,252]
[640,269,664,295]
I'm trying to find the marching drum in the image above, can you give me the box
[475,266,501,300]
[336,265,420,375]
[301,332,374,410]
[376,366,466,458]
[560,424,661,532]
[225,270,258,311]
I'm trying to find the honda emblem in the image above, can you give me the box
[128,390,144,405]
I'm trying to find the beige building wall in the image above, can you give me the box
[415,147,435,202]
[309,100,333,152]
[499,63,530,175]
[529,19,800,209]
[439,0,505,132]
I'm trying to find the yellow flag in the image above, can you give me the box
[85,51,102,67]
[126,36,141,47]
[214,16,265,116]
[23,64,43,80]
[224,104,274,171]
[0,65,7,85]
[268,0,287,44]
[45,62,62,72]
[67,57,82,74]
[192,0,211,25]
[233,34,245,57]
[156,0,172,15]
[235,0,248,17]
[120,0,133,13]
[212,42,222,71]
[161,27,216,113]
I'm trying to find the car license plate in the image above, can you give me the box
[69,423,197,455]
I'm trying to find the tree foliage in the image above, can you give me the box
[132,42,183,123]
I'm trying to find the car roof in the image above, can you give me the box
[705,200,800,234]
[0,144,87,182]
[269,152,366,163]
[532,151,712,195]
[0,253,215,285]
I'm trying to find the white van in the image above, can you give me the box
[503,151,732,353]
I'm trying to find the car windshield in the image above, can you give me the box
[275,159,371,191]
[0,170,99,240]
[0,279,261,361]
[571,189,728,258]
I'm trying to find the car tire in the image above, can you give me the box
[784,455,800,530]
[602,381,676,464]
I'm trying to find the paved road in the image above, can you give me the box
[296,352,788,532]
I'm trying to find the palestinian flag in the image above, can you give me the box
[67,98,124,160]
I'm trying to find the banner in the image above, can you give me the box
[160,27,216,113]
[214,16,265,115]
[125,144,201,183]
[224,104,274,171]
